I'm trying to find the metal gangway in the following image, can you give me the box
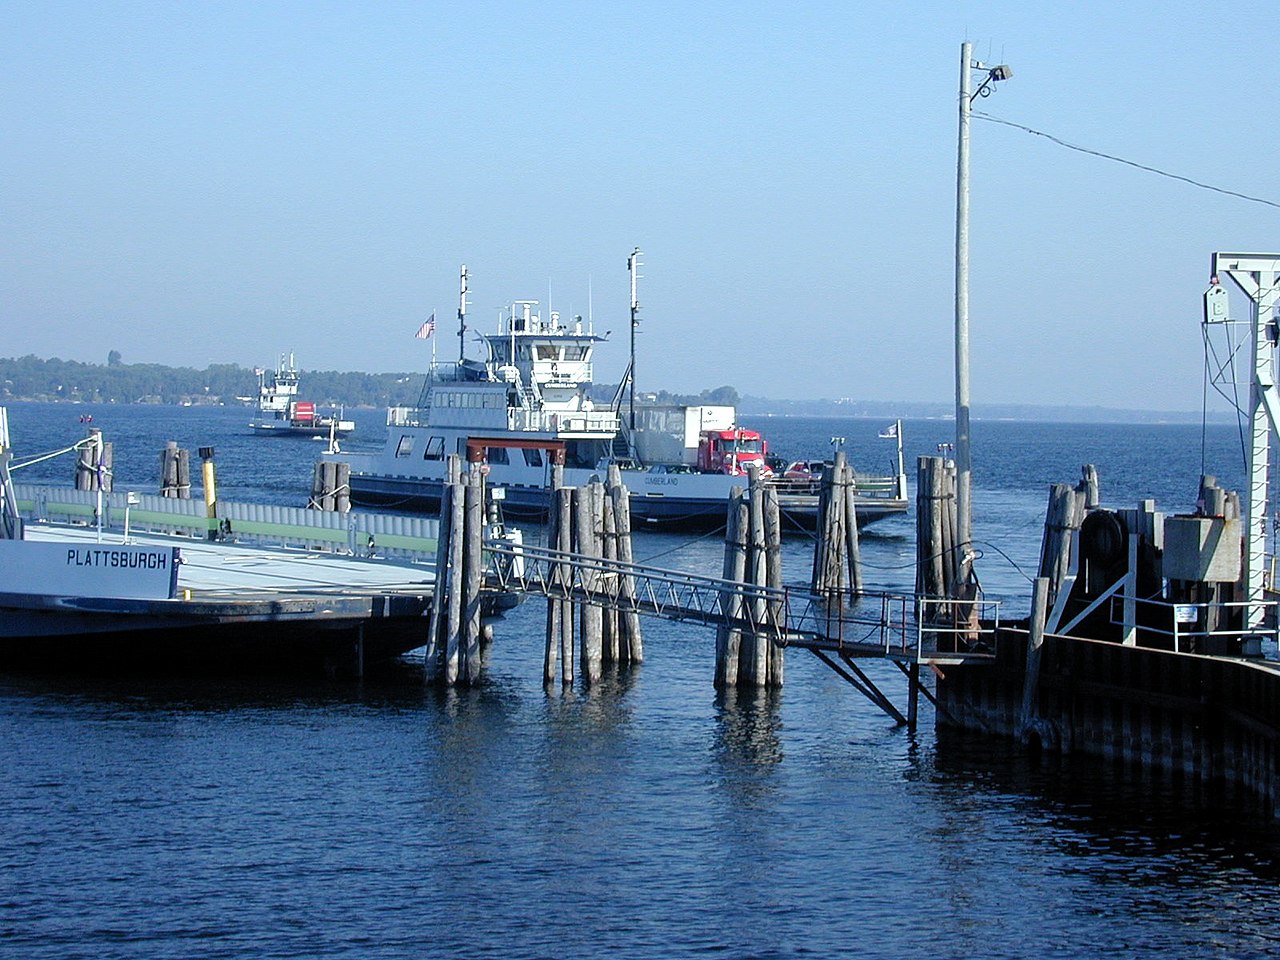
[485,540,1001,666]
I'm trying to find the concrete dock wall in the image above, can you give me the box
[938,629,1280,813]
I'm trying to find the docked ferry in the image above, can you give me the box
[325,281,908,531]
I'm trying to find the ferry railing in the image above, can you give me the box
[507,409,621,434]
[13,483,440,564]
[767,473,905,500]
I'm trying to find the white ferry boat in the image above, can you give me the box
[250,354,355,438]
[326,270,908,531]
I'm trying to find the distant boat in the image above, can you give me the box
[250,354,354,438]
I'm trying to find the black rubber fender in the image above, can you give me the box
[1079,509,1125,567]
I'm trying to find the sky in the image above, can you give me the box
[3,1,1278,412]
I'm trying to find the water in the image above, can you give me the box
[2,402,1276,959]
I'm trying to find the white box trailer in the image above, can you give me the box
[632,405,735,466]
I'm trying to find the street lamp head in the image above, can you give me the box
[989,64,1013,82]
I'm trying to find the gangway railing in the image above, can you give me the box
[483,540,1001,663]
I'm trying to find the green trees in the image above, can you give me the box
[0,355,421,407]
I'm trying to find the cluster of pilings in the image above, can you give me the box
[809,451,863,600]
[423,458,489,686]
[915,455,959,598]
[159,441,192,498]
[1037,464,1098,609]
[544,463,644,687]
[714,467,784,688]
[309,461,351,512]
[74,429,112,492]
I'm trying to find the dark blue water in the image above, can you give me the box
[3,402,1276,960]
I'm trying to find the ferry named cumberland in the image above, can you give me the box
[323,262,908,531]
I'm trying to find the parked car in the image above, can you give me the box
[783,459,827,481]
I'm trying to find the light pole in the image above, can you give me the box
[955,41,1012,585]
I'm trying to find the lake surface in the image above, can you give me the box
[3,402,1276,959]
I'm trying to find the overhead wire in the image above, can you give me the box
[971,111,1280,210]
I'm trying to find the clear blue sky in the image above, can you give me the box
[3,1,1277,410]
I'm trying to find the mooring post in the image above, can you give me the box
[608,465,643,663]
[423,483,453,683]
[463,469,484,684]
[556,485,575,685]
[1020,576,1051,736]
[576,484,603,683]
[842,460,863,596]
[444,478,465,685]
[764,483,785,687]
[742,467,768,686]
[601,478,620,663]
[715,487,748,688]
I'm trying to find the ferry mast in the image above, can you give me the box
[628,247,642,431]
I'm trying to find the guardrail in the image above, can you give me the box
[14,483,440,563]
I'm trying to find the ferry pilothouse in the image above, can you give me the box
[328,263,910,530]
[336,298,625,518]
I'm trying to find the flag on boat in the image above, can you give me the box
[878,422,899,439]
[415,313,436,340]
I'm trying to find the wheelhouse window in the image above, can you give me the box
[395,435,415,458]
[423,436,444,461]
[487,447,510,465]
[522,447,543,467]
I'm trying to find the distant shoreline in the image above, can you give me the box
[3,394,1235,426]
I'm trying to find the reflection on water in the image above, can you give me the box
[4,407,1280,958]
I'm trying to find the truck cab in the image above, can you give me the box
[697,428,771,476]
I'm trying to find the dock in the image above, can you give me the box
[2,481,446,675]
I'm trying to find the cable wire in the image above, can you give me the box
[972,111,1280,210]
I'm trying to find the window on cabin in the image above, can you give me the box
[523,447,543,467]
[488,448,510,465]
[423,436,444,460]
[395,436,415,458]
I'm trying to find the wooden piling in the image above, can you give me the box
[335,462,351,514]
[764,483,785,687]
[76,429,111,491]
[556,486,574,685]
[608,464,643,663]
[841,462,863,595]
[576,484,604,683]
[1038,482,1083,609]
[743,468,769,685]
[1019,576,1051,735]
[601,482,620,663]
[159,441,191,498]
[423,483,454,683]
[444,476,466,685]
[463,470,484,685]
[715,487,749,688]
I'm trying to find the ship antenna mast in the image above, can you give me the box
[457,264,470,363]
[628,247,642,431]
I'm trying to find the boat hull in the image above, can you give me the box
[345,470,906,532]
[250,419,355,438]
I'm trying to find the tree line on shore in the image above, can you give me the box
[0,353,743,411]
[0,354,421,407]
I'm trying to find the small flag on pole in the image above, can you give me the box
[415,313,436,340]
[878,422,899,439]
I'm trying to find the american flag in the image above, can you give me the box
[415,312,436,339]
